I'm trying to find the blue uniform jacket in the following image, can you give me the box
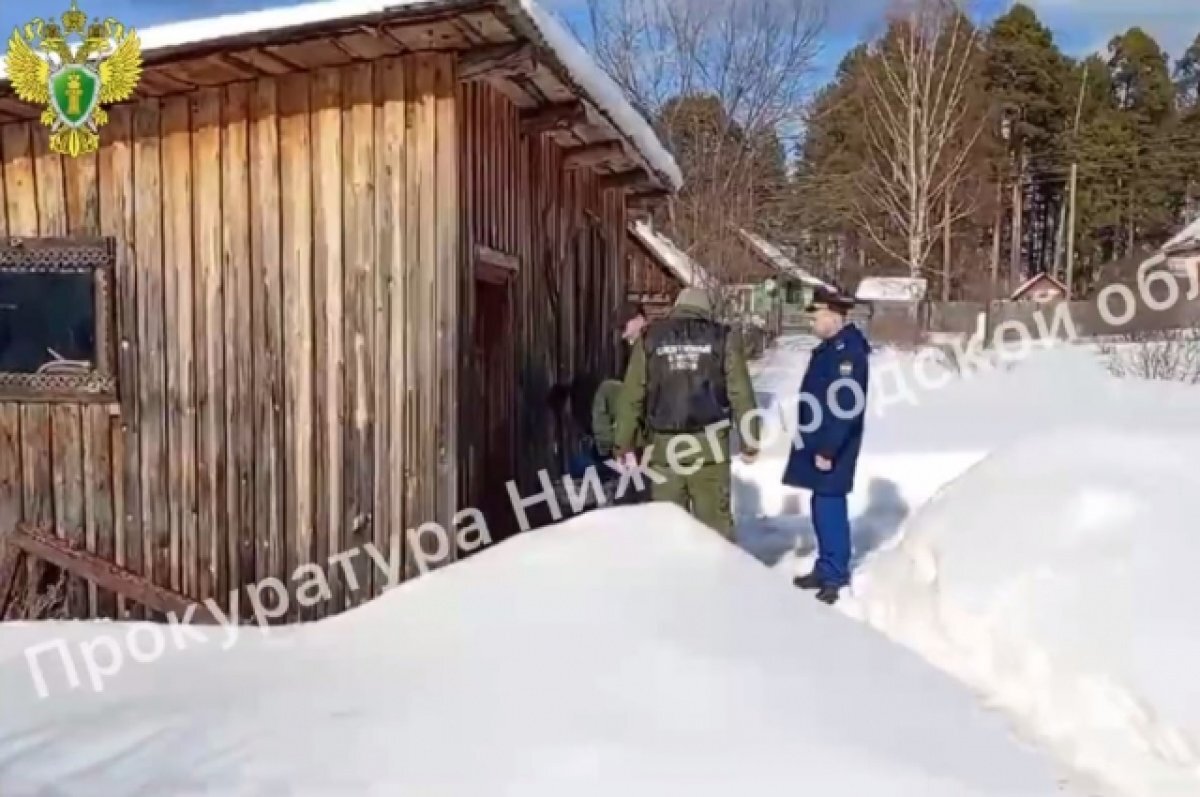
[783,324,871,496]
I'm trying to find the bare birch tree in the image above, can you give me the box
[581,0,825,313]
[853,0,988,279]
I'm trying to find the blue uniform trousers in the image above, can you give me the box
[811,493,851,587]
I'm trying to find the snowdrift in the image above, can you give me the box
[0,505,1068,796]
[848,428,1200,797]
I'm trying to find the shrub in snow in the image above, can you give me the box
[1098,329,1200,384]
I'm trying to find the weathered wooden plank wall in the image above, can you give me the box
[458,82,628,534]
[627,243,683,306]
[0,53,459,619]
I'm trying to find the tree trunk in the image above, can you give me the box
[942,189,952,301]
[990,175,1003,297]
[1009,152,1024,291]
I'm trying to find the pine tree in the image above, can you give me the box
[984,3,1073,281]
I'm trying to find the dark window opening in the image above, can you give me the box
[0,271,97,373]
[0,238,116,403]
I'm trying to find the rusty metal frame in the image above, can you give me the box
[0,237,117,404]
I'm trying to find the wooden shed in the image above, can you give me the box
[0,0,680,620]
[1009,273,1067,303]
[625,220,711,318]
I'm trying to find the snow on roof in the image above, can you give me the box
[0,0,683,191]
[738,230,829,289]
[509,1,682,189]
[630,220,714,288]
[1140,214,1200,270]
[855,276,927,302]
[1162,214,1200,254]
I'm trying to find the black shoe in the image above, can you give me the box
[815,585,841,605]
[793,571,824,591]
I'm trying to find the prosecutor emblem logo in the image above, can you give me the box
[4,0,142,157]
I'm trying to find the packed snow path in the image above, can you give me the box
[737,335,1200,797]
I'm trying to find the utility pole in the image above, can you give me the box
[1065,67,1089,300]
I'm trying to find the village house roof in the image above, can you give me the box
[854,276,927,303]
[1140,214,1200,270]
[738,229,829,289]
[629,221,714,289]
[0,0,682,192]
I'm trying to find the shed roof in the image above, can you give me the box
[629,221,714,289]
[1009,272,1067,301]
[738,230,829,289]
[0,0,682,191]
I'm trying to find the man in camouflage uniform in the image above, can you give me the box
[614,288,760,540]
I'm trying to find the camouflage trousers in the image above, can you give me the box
[648,432,733,541]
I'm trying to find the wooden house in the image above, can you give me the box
[0,0,681,620]
[738,230,828,331]
[625,220,712,318]
[1141,214,1200,285]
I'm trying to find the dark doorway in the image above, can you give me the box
[468,276,517,543]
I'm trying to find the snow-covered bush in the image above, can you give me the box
[1098,329,1200,384]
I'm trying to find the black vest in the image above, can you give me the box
[644,317,729,433]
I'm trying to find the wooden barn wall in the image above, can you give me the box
[458,82,628,533]
[0,52,459,619]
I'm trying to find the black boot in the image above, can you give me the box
[793,571,823,591]
[815,585,841,605]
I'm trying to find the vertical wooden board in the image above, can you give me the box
[342,63,376,606]
[374,58,404,596]
[85,405,117,616]
[456,82,473,514]
[0,134,19,543]
[3,126,44,538]
[0,405,18,542]
[31,130,67,236]
[413,55,438,568]
[222,82,254,609]
[65,143,104,616]
[65,150,100,234]
[401,56,423,581]
[99,105,141,618]
[249,78,285,596]
[311,68,344,616]
[192,88,225,606]
[278,72,314,615]
[50,407,87,615]
[434,55,459,550]
[161,95,196,596]
[133,99,168,596]
[2,124,38,235]
[21,130,68,599]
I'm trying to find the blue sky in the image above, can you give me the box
[3,0,1198,83]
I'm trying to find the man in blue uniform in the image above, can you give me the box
[783,286,870,605]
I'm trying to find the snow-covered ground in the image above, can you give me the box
[738,333,1200,797]
[4,332,1198,796]
[0,506,1070,796]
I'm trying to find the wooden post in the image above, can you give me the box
[1064,68,1087,301]
[1066,163,1079,300]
